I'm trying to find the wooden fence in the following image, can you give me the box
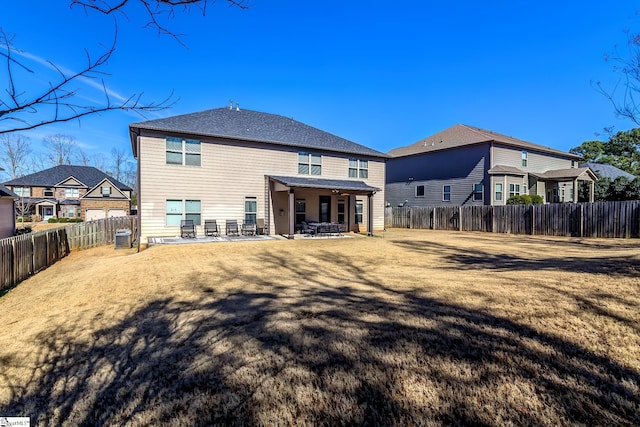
[385,201,640,238]
[0,216,137,291]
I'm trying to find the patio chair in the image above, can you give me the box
[329,222,341,236]
[316,223,330,236]
[180,219,196,238]
[226,219,239,236]
[300,221,316,236]
[256,218,268,235]
[242,222,257,236]
[204,220,220,237]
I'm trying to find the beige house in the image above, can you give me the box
[3,165,132,221]
[0,184,17,239]
[386,124,597,207]
[129,107,388,243]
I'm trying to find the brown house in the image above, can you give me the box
[3,165,132,221]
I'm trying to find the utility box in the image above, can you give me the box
[115,229,132,249]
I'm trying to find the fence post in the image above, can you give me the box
[579,204,584,238]
[459,206,463,232]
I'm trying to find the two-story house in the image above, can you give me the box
[4,165,132,221]
[128,106,388,243]
[386,124,597,207]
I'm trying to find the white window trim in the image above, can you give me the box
[166,137,202,167]
[442,185,451,202]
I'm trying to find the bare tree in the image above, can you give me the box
[1,1,248,135]
[44,134,78,166]
[596,31,640,125]
[0,133,31,179]
[109,147,130,181]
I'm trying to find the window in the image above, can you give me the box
[416,185,425,197]
[65,188,79,198]
[185,200,201,225]
[571,160,576,168]
[44,187,54,197]
[101,186,111,197]
[298,152,321,175]
[495,183,503,201]
[295,199,306,224]
[355,200,363,224]
[473,184,484,201]
[244,197,257,224]
[337,199,346,224]
[14,187,30,197]
[348,158,368,178]
[509,184,521,197]
[443,185,451,202]
[522,151,528,167]
[166,200,183,225]
[166,137,201,166]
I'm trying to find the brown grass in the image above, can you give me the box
[1,229,639,426]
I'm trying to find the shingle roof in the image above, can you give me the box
[3,165,132,190]
[388,124,581,159]
[529,167,597,181]
[580,162,635,181]
[487,165,527,176]
[269,175,380,193]
[0,184,17,198]
[129,107,388,158]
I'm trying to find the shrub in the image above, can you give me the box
[15,226,32,235]
[47,218,59,223]
[506,194,544,205]
[16,216,32,223]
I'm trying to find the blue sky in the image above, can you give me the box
[2,1,639,164]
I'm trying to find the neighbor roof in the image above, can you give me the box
[129,107,388,159]
[269,175,380,193]
[580,162,635,181]
[388,124,581,159]
[4,165,132,191]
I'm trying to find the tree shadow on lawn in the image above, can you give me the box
[1,250,639,426]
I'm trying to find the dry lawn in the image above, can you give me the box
[0,229,639,426]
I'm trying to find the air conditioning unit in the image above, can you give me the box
[115,229,132,249]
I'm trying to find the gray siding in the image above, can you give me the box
[492,144,574,172]
[386,144,491,207]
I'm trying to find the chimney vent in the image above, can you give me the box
[236,102,240,111]
[229,99,233,110]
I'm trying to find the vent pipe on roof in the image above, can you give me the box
[236,102,240,111]
[229,99,233,110]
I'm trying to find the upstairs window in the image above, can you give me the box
[44,187,54,197]
[298,152,321,175]
[416,185,425,197]
[65,188,79,198]
[473,184,484,201]
[14,187,30,197]
[348,159,369,178]
[166,137,201,166]
[522,151,528,167]
[101,186,111,197]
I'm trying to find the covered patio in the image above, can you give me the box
[529,167,598,203]
[268,175,380,238]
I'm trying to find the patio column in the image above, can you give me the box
[367,193,374,236]
[288,189,295,238]
[573,178,579,203]
[590,180,595,203]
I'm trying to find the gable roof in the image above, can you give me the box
[3,165,132,191]
[529,167,598,181]
[388,124,581,160]
[129,107,388,159]
[0,184,17,198]
[580,162,635,181]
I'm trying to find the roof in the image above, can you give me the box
[488,165,527,176]
[129,107,388,159]
[0,184,17,198]
[529,167,597,181]
[269,175,380,193]
[580,162,635,181]
[388,124,582,160]
[3,165,132,191]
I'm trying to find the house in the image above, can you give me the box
[386,124,597,207]
[3,165,132,221]
[580,162,636,181]
[128,106,388,243]
[0,184,17,238]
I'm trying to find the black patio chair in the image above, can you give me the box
[242,222,257,236]
[180,220,196,238]
[226,219,239,236]
[204,220,220,237]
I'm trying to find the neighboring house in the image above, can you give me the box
[3,165,132,221]
[580,162,636,181]
[128,106,388,243]
[386,124,597,207]
[0,184,17,238]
